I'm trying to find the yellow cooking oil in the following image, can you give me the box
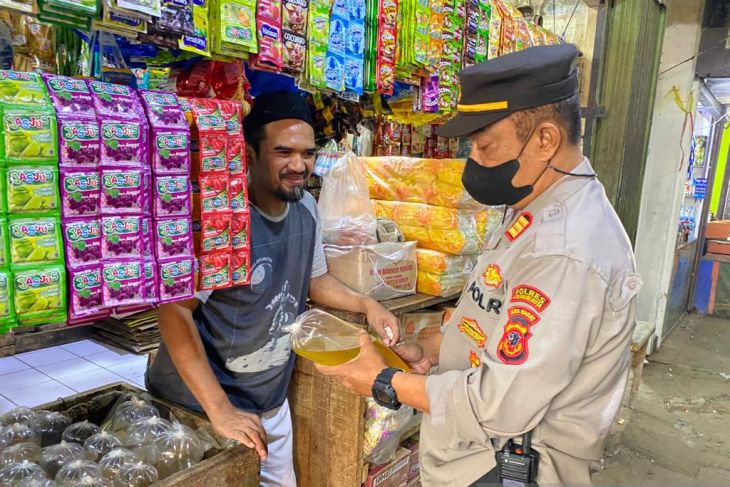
[294,336,412,372]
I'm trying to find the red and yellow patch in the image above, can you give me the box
[505,212,533,241]
[469,351,481,368]
[483,264,503,289]
[511,285,551,312]
[507,306,540,325]
[496,306,541,365]
[458,317,487,348]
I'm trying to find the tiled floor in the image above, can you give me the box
[0,340,148,413]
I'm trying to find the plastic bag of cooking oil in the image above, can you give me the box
[287,309,410,370]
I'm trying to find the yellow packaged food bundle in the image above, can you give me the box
[417,248,478,275]
[362,156,483,210]
[372,200,488,255]
[417,269,468,297]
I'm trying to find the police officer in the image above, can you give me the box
[319,43,642,486]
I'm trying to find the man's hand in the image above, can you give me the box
[363,298,400,346]
[208,404,268,460]
[317,332,386,396]
[393,342,432,375]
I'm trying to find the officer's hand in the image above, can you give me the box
[364,298,401,346]
[208,403,268,460]
[317,332,387,396]
[393,342,432,375]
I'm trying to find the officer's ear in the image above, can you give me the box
[535,122,562,161]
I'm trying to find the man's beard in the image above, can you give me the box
[275,185,305,202]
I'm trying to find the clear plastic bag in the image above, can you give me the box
[54,460,100,486]
[287,309,411,370]
[318,152,377,246]
[29,414,71,447]
[98,449,139,480]
[125,417,172,461]
[113,462,158,487]
[0,409,34,427]
[61,423,100,446]
[103,399,159,442]
[0,461,46,487]
[16,479,57,487]
[83,433,122,462]
[0,444,42,467]
[146,425,203,480]
[0,425,39,447]
[40,443,86,479]
[62,476,111,487]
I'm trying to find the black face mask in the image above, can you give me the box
[462,130,548,206]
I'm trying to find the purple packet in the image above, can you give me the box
[101,167,144,215]
[154,175,192,218]
[422,75,440,113]
[100,118,148,167]
[154,217,194,259]
[139,90,188,130]
[157,257,195,304]
[68,264,103,318]
[142,169,152,216]
[102,259,146,308]
[63,218,102,269]
[60,170,101,218]
[58,118,101,168]
[151,129,191,175]
[87,80,145,120]
[144,260,158,305]
[43,75,97,119]
[141,217,153,259]
[102,216,143,259]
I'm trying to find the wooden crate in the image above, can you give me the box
[37,382,260,487]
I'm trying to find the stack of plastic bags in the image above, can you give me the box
[416,249,477,297]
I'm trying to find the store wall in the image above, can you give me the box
[634,0,704,348]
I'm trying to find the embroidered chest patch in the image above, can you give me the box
[511,285,551,312]
[458,317,488,348]
[505,212,533,241]
[483,264,503,289]
[496,306,540,365]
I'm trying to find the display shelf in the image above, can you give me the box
[315,292,459,325]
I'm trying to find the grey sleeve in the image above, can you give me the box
[302,192,328,278]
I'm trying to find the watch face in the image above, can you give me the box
[374,387,392,405]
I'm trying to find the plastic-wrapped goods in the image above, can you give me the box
[0,410,33,428]
[103,399,159,441]
[63,477,111,487]
[146,426,203,479]
[372,200,490,255]
[416,249,478,275]
[29,413,71,447]
[363,398,415,465]
[0,444,41,467]
[417,270,469,297]
[288,309,411,370]
[82,433,122,462]
[54,460,100,486]
[15,479,57,487]
[0,461,46,487]
[0,425,39,448]
[113,462,158,487]
[318,152,377,246]
[61,423,99,446]
[324,242,417,302]
[362,157,484,210]
[98,449,139,480]
[125,418,172,461]
[40,443,85,479]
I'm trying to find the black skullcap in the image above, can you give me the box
[437,44,580,138]
[243,90,314,134]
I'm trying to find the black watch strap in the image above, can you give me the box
[372,367,402,410]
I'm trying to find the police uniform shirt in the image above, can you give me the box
[419,158,642,486]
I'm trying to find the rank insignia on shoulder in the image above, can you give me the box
[483,264,503,289]
[511,285,551,312]
[458,317,488,348]
[505,211,533,241]
[469,350,481,368]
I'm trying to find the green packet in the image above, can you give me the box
[5,166,61,215]
[0,70,50,107]
[13,264,66,326]
[8,216,64,268]
[1,107,58,164]
[180,0,211,56]
[0,168,6,215]
[0,268,15,326]
[0,218,10,268]
[47,0,97,14]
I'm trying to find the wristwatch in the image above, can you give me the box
[371,367,402,410]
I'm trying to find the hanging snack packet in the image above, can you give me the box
[219,0,258,54]
[58,118,101,168]
[1,107,57,164]
[199,174,230,213]
[194,212,232,253]
[139,90,188,130]
[43,75,96,119]
[101,168,144,215]
[226,137,245,174]
[180,0,210,56]
[141,217,153,258]
[220,100,242,136]
[0,70,50,107]
[231,249,250,286]
[488,0,503,59]
[68,264,103,318]
[117,0,161,17]
[199,251,232,290]
[13,265,66,325]
[154,0,194,35]
[281,0,308,74]
[154,175,192,218]
[60,170,101,218]
[99,119,148,168]
[102,259,145,307]
[0,269,14,327]
[231,211,250,250]
[151,129,191,175]
[6,166,61,215]
[229,176,248,212]
[143,260,158,304]
[102,215,143,259]
[157,256,195,303]
[197,134,227,174]
[0,220,10,268]
[8,216,63,268]
[306,0,330,88]
[87,80,145,120]
[252,0,284,71]
[63,218,102,269]
[154,216,194,259]
[190,98,225,133]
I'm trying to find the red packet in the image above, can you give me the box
[232,211,250,250]
[199,174,231,213]
[232,249,251,286]
[230,176,249,212]
[252,0,284,71]
[199,251,233,290]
